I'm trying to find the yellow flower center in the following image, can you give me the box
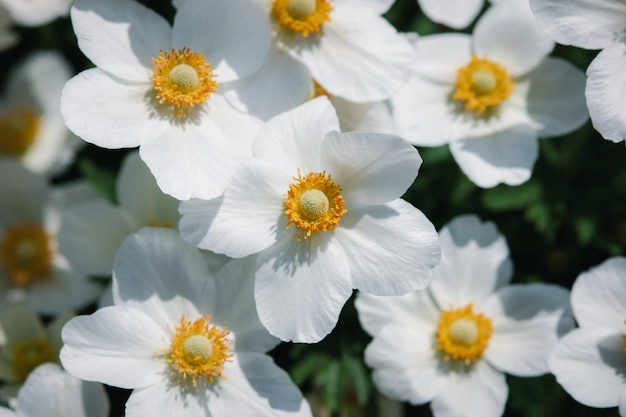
[165,315,232,386]
[151,48,218,117]
[11,338,56,382]
[0,222,54,287]
[453,55,515,115]
[436,304,493,364]
[284,170,347,241]
[0,108,40,156]
[272,0,333,37]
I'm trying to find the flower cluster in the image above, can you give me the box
[0,0,623,416]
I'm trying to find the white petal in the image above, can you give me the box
[355,289,440,337]
[482,284,573,377]
[449,125,538,188]
[529,0,626,49]
[61,69,161,149]
[418,0,483,29]
[429,215,512,308]
[173,0,270,82]
[335,200,439,296]
[57,201,137,276]
[112,228,215,322]
[0,408,13,417]
[0,161,45,227]
[60,306,168,389]
[321,131,421,207]
[212,258,280,354]
[138,114,237,200]
[1,0,71,26]
[571,257,626,331]
[586,43,626,143]
[117,152,180,227]
[336,0,395,14]
[17,363,109,417]
[473,0,553,76]
[178,161,286,257]
[253,97,339,175]
[125,380,207,417]
[412,33,471,83]
[70,0,171,82]
[223,44,311,121]
[619,388,626,417]
[333,98,395,134]
[549,328,625,408]
[431,361,508,417]
[255,233,352,343]
[365,325,444,404]
[293,7,415,102]
[523,57,588,137]
[208,354,311,417]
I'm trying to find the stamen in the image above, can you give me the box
[453,55,514,114]
[11,338,56,382]
[272,0,333,37]
[0,222,54,287]
[0,108,40,156]
[436,304,492,364]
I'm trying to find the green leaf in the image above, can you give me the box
[482,182,542,211]
[341,353,371,406]
[78,158,117,203]
[323,361,342,414]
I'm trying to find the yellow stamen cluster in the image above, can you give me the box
[436,304,493,364]
[165,315,232,386]
[151,48,218,117]
[284,169,346,241]
[11,338,56,381]
[0,222,54,287]
[453,55,515,115]
[0,108,40,156]
[273,0,333,37]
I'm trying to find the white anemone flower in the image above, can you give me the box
[60,228,312,417]
[392,0,588,188]
[530,0,626,144]
[0,363,108,417]
[355,214,573,417]
[0,162,101,314]
[0,51,81,176]
[61,0,269,200]
[179,97,440,343]
[0,0,72,27]
[549,257,626,416]
[0,304,72,404]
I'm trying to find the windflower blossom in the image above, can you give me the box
[61,0,269,200]
[0,51,81,176]
[0,0,72,27]
[61,228,312,417]
[180,97,440,343]
[530,0,626,143]
[0,161,101,314]
[549,257,626,416]
[0,303,72,403]
[355,215,573,417]
[392,0,588,187]
[0,363,109,417]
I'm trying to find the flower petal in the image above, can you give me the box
[255,232,352,342]
[321,131,421,207]
[571,257,626,331]
[173,0,270,82]
[429,214,512,308]
[431,361,508,417]
[412,33,471,83]
[473,0,553,76]
[178,160,287,258]
[70,0,171,82]
[60,306,168,389]
[549,328,625,408]
[291,7,415,102]
[529,0,625,49]
[334,200,440,296]
[207,354,311,416]
[449,125,538,188]
[482,284,573,377]
[124,380,207,417]
[586,43,626,143]
[365,324,444,404]
[60,69,160,149]
[523,57,588,137]
[418,0,483,29]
